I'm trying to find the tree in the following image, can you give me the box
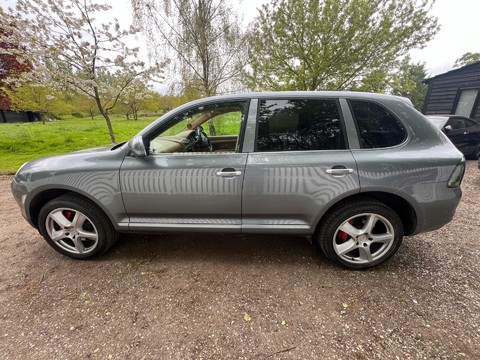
[131,0,247,97]
[243,0,439,92]
[390,59,428,111]
[2,0,162,143]
[0,25,31,113]
[9,84,65,121]
[454,52,480,68]
[119,80,153,121]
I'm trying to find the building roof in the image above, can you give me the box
[424,60,480,84]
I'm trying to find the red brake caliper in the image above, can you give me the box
[64,210,73,220]
[337,220,353,242]
[60,210,73,230]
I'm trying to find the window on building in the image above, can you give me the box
[454,89,479,117]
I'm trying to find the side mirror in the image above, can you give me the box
[127,136,147,157]
[444,125,452,132]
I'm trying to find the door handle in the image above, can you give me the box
[326,167,353,177]
[216,168,242,177]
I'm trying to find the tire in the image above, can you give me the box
[38,194,118,259]
[317,197,404,270]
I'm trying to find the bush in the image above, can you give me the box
[71,112,87,118]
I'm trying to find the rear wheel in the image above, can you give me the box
[318,198,403,269]
[38,194,118,259]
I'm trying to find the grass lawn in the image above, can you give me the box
[0,115,158,174]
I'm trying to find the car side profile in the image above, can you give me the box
[11,92,465,269]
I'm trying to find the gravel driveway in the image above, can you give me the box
[0,162,479,359]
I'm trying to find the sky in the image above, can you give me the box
[409,0,480,77]
[3,0,480,80]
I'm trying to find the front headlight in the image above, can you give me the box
[447,157,466,188]
[14,162,28,177]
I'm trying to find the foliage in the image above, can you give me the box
[454,52,480,68]
[0,25,31,111]
[390,58,428,111]
[2,0,163,143]
[0,115,157,174]
[243,0,439,91]
[132,0,247,97]
[118,80,154,121]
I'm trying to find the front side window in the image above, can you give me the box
[349,100,407,149]
[149,101,247,154]
[446,117,466,131]
[256,99,345,152]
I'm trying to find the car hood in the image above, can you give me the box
[71,143,124,154]
[15,143,128,182]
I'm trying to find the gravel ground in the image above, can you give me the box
[0,161,479,359]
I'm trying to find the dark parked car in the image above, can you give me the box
[425,115,480,159]
[11,92,466,269]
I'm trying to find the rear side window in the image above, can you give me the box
[256,99,345,152]
[349,100,407,148]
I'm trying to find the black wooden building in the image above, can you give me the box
[423,61,480,121]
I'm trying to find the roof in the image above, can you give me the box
[424,60,480,84]
[176,91,413,106]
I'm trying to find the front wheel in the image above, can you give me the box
[38,194,118,259]
[317,198,404,269]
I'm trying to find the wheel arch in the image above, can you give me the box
[28,189,116,230]
[316,192,417,236]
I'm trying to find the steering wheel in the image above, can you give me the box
[195,126,213,152]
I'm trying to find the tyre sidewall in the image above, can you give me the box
[318,200,404,270]
[38,196,111,259]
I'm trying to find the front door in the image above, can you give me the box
[120,100,249,232]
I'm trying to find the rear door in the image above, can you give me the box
[241,97,360,234]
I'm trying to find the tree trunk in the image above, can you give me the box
[208,119,216,136]
[94,88,117,143]
[101,111,116,143]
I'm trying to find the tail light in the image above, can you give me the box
[447,158,466,188]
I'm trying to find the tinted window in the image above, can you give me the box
[463,119,478,127]
[447,118,465,130]
[350,101,407,148]
[462,118,478,128]
[256,99,345,152]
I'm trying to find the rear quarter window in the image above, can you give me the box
[349,100,407,149]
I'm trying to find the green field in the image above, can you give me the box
[0,115,158,174]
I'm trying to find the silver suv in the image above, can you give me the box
[11,92,465,269]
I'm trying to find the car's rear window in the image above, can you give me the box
[256,99,346,152]
[349,100,407,148]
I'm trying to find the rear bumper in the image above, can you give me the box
[410,185,462,235]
